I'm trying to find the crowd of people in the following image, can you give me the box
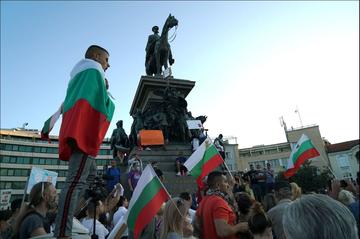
[1,166,359,239]
[1,44,358,239]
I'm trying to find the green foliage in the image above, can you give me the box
[276,161,333,193]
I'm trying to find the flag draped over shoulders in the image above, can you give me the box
[59,59,115,161]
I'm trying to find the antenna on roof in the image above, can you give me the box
[295,105,303,127]
[22,122,28,129]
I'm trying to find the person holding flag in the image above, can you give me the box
[184,137,225,188]
[41,45,115,238]
[284,134,320,178]
[109,164,170,239]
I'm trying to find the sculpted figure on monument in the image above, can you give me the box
[145,14,178,76]
[110,120,129,159]
[145,26,160,74]
[129,109,144,148]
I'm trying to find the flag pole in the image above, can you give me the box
[221,159,234,180]
[22,177,29,204]
[149,164,185,218]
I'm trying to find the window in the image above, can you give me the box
[60,161,67,165]
[337,155,350,168]
[33,158,39,164]
[14,169,22,176]
[225,152,233,160]
[5,182,11,189]
[7,169,14,176]
[58,171,67,177]
[12,145,19,151]
[12,181,26,189]
[22,169,29,176]
[23,157,30,164]
[4,144,12,151]
[17,157,24,164]
[33,147,41,153]
[57,182,65,189]
[39,158,45,164]
[10,157,16,163]
[1,156,10,163]
[41,147,47,153]
[271,159,280,167]
[280,158,288,167]
[0,169,7,176]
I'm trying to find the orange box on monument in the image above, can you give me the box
[138,130,164,146]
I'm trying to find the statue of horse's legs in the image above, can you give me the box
[155,52,162,76]
[163,51,169,70]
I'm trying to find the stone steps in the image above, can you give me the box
[120,143,198,197]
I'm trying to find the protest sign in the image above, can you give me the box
[186,120,203,129]
[26,167,58,194]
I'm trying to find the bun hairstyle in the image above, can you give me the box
[248,202,272,234]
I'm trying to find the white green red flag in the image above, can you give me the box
[124,164,169,239]
[284,134,320,178]
[184,137,224,187]
[41,59,115,160]
[41,104,63,142]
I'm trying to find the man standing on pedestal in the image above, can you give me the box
[52,45,115,238]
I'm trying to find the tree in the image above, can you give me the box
[276,161,333,193]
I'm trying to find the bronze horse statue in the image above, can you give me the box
[146,14,178,76]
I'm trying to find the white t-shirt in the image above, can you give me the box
[192,138,200,151]
[113,206,128,236]
[81,218,109,239]
[188,208,196,223]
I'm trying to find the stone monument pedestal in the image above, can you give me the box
[130,75,195,116]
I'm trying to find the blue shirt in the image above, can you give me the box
[106,167,121,192]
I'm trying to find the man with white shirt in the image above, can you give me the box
[81,200,109,239]
[112,196,129,239]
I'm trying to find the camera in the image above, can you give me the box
[84,176,108,202]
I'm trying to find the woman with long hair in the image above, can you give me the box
[161,197,193,239]
[290,182,302,201]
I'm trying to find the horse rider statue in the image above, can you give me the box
[145,14,178,76]
[145,26,160,74]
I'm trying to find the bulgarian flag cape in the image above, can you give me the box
[124,164,169,239]
[184,137,224,187]
[42,59,115,160]
[41,104,63,142]
[284,134,320,178]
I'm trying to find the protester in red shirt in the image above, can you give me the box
[194,171,248,239]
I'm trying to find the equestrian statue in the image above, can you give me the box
[145,14,178,76]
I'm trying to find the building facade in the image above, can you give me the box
[237,125,331,175]
[326,140,359,179]
[0,128,112,204]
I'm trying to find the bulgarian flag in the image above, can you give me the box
[284,134,320,178]
[41,103,63,142]
[184,138,224,187]
[52,59,114,160]
[124,164,169,239]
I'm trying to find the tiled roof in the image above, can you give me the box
[326,139,359,153]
